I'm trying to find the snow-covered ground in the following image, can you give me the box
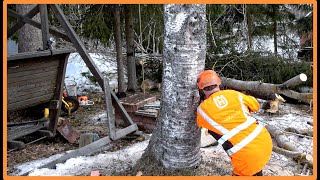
[64,52,120,95]
[7,41,313,176]
[11,137,150,176]
[9,102,314,176]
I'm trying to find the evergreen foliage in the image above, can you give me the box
[207,52,313,87]
[7,5,18,41]
[81,5,113,46]
[6,4,313,90]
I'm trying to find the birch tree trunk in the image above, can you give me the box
[133,4,206,174]
[124,5,137,92]
[113,5,126,93]
[16,4,42,52]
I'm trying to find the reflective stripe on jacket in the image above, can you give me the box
[197,90,272,176]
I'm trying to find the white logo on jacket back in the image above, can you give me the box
[213,95,228,109]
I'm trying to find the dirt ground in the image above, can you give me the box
[6,91,314,176]
[6,91,159,174]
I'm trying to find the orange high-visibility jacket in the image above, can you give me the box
[197,90,272,176]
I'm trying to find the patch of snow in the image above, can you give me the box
[87,111,108,125]
[7,39,18,56]
[10,151,72,176]
[9,103,313,176]
[13,136,150,176]
[65,52,121,95]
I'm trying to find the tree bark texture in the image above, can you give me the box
[266,125,313,167]
[221,74,312,104]
[139,4,207,170]
[272,5,278,55]
[245,5,253,50]
[125,5,137,92]
[17,4,42,53]
[113,6,125,93]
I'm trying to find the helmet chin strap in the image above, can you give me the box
[199,89,214,100]
[204,90,214,99]
[199,89,206,101]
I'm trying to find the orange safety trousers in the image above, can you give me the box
[197,90,273,176]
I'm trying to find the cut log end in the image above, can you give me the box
[300,73,307,82]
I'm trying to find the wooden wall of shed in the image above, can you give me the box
[7,54,66,111]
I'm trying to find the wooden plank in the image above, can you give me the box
[144,103,161,108]
[50,5,136,128]
[7,9,71,43]
[49,5,104,86]
[35,136,113,170]
[8,5,40,38]
[48,54,69,135]
[8,80,55,97]
[8,75,56,89]
[115,124,138,140]
[104,78,116,140]
[8,85,55,104]
[50,4,137,129]
[8,58,60,73]
[7,121,48,141]
[8,69,58,84]
[8,93,54,111]
[8,65,59,79]
[7,49,74,61]
[7,118,48,127]
[39,5,50,50]
[134,110,158,118]
[111,91,136,126]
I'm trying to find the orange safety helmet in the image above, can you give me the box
[197,70,221,90]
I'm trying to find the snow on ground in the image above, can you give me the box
[11,137,150,176]
[8,50,313,176]
[10,103,314,176]
[64,52,121,95]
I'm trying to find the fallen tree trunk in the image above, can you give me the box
[266,125,297,151]
[285,127,313,137]
[272,146,313,166]
[221,73,312,104]
[266,125,313,167]
[281,73,308,89]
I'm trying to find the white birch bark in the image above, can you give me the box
[140,4,207,169]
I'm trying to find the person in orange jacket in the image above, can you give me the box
[196,70,273,176]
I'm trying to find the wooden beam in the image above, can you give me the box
[7,121,48,141]
[8,9,70,42]
[49,5,104,85]
[48,54,69,135]
[115,124,138,140]
[50,4,136,127]
[8,93,54,111]
[7,48,75,61]
[111,91,136,125]
[22,123,137,175]
[104,77,116,140]
[35,136,113,170]
[39,5,50,50]
[8,4,40,37]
